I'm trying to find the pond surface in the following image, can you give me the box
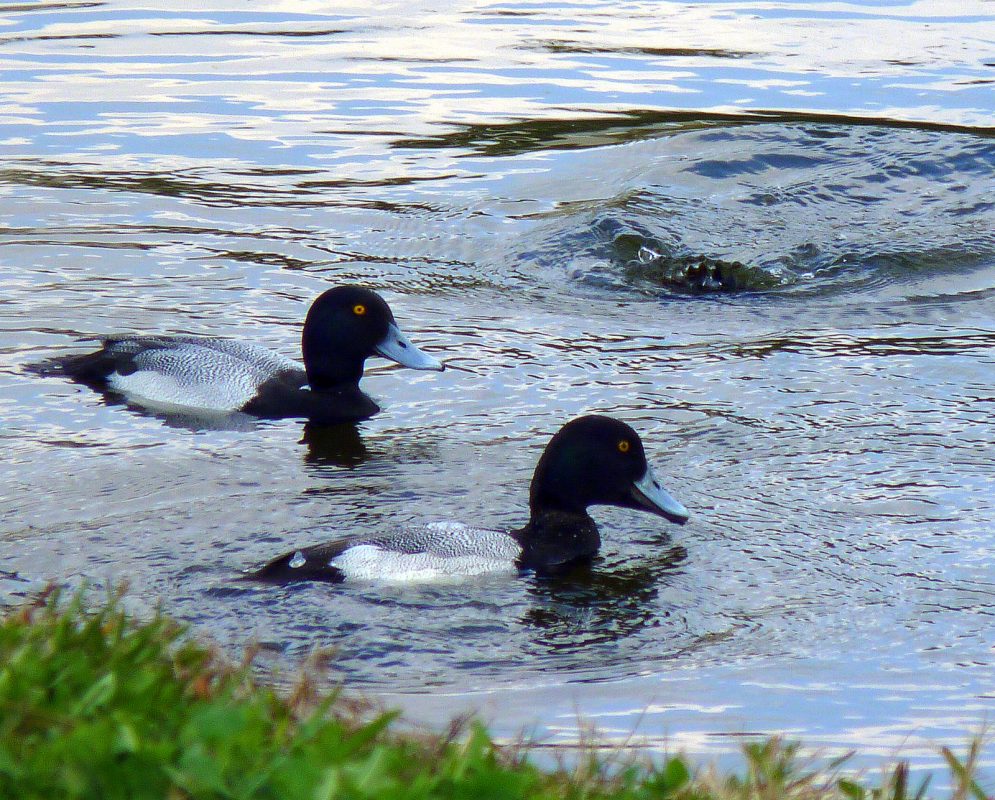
[1,0,994,784]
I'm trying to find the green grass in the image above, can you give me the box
[0,589,989,800]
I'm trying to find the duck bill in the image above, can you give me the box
[375,322,445,371]
[630,466,689,525]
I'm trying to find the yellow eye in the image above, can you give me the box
[353,304,367,316]
[617,439,630,453]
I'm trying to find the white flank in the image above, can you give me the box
[106,341,271,412]
[108,369,258,412]
[330,544,519,583]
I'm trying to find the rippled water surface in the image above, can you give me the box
[1,0,994,784]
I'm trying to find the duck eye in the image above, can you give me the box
[617,439,630,453]
[353,304,367,316]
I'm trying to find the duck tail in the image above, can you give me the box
[28,347,118,385]
[239,548,346,584]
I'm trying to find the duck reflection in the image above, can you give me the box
[152,407,259,432]
[300,422,370,469]
[521,544,687,651]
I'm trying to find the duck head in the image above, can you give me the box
[529,415,689,524]
[302,285,444,390]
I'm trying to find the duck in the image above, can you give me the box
[38,285,444,423]
[245,414,689,583]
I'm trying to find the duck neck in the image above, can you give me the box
[512,508,601,575]
[301,327,366,391]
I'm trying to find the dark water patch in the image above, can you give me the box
[393,110,994,158]
[680,330,995,362]
[149,28,348,38]
[393,113,754,157]
[528,40,754,59]
[0,166,315,207]
[0,32,117,45]
[206,249,314,271]
[0,1,104,12]
[688,151,831,178]
[0,166,280,204]
[0,165,464,208]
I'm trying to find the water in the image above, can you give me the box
[1,0,994,786]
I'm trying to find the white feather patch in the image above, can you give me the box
[108,369,258,413]
[330,544,519,583]
[329,522,523,583]
[106,342,273,412]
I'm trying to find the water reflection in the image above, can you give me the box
[156,409,259,432]
[523,545,688,655]
[300,422,368,470]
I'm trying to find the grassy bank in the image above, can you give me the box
[0,590,989,800]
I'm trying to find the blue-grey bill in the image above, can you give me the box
[376,322,445,371]
[631,466,689,524]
